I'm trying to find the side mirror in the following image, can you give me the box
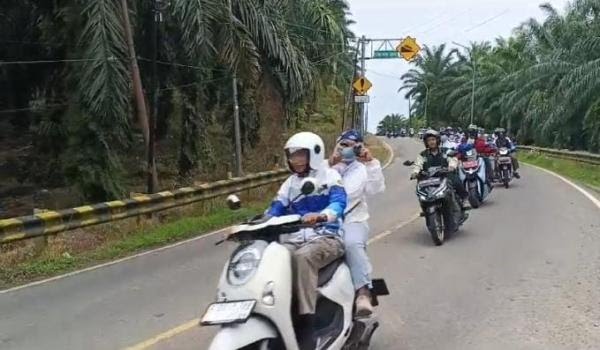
[226,194,242,210]
[402,160,414,166]
[300,177,318,195]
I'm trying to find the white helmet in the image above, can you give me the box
[284,132,325,172]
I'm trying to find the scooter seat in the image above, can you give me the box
[318,258,344,287]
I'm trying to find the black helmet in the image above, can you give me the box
[467,124,478,138]
[423,129,441,148]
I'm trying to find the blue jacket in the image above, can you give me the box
[268,167,347,241]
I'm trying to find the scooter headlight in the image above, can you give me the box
[228,246,261,285]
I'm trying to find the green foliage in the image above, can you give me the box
[521,153,600,189]
[0,0,355,203]
[399,0,600,152]
[376,113,409,134]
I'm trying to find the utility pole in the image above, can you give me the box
[408,96,412,129]
[424,82,430,127]
[121,0,154,192]
[148,0,164,193]
[353,36,422,134]
[229,0,243,176]
[232,76,243,177]
[358,35,367,134]
[364,103,369,134]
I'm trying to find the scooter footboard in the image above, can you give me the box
[208,316,278,350]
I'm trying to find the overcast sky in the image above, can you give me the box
[346,0,571,131]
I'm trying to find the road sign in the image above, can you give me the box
[397,36,421,61]
[373,50,399,59]
[354,95,370,103]
[353,77,372,95]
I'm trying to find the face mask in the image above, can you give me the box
[340,147,356,162]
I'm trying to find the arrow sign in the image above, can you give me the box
[353,77,372,95]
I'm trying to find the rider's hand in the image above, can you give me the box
[358,148,373,162]
[302,213,327,225]
[329,151,342,166]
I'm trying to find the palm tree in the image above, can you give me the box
[0,0,356,201]
[399,44,458,126]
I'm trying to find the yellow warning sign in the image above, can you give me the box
[353,77,372,95]
[397,36,421,61]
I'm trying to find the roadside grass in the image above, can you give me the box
[365,134,392,166]
[520,152,600,191]
[0,200,269,289]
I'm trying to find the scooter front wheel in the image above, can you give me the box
[426,211,444,246]
[502,169,510,188]
[240,339,281,350]
[468,187,480,208]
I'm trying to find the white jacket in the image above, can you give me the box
[332,159,385,223]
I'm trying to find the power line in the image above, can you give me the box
[465,9,511,32]
[0,57,116,66]
[0,103,69,114]
[368,69,401,80]
[159,77,230,92]
[0,39,77,48]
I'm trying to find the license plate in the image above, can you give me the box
[463,160,478,168]
[498,157,511,164]
[201,300,256,325]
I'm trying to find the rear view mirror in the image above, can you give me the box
[300,178,318,195]
[403,160,414,166]
[226,195,242,210]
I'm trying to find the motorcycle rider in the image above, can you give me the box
[494,128,520,179]
[458,124,495,185]
[267,131,347,349]
[411,129,470,214]
[328,129,385,317]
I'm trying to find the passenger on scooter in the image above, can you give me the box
[410,130,470,212]
[494,128,520,179]
[267,131,347,349]
[328,129,385,317]
[462,125,495,185]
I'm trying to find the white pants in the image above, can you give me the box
[342,221,372,290]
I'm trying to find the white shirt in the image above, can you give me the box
[332,159,385,223]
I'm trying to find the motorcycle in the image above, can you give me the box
[458,148,492,208]
[495,147,513,188]
[202,179,388,350]
[403,161,467,246]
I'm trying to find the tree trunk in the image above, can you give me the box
[121,0,149,147]
[120,0,157,192]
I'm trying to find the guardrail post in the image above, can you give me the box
[32,208,49,255]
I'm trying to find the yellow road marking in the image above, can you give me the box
[123,318,200,350]
[124,211,421,350]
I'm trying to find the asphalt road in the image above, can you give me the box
[1,138,599,350]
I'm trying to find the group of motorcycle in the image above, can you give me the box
[405,133,518,246]
[195,130,518,349]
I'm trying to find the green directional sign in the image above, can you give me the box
[373,50,399,59]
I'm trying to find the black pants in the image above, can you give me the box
[448,173,468,199]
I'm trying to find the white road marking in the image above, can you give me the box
[524,163,600,210]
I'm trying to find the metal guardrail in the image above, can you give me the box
[0,169,288,244]
[518,146,600,166]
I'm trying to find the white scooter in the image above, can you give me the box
[202,180,388,350]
